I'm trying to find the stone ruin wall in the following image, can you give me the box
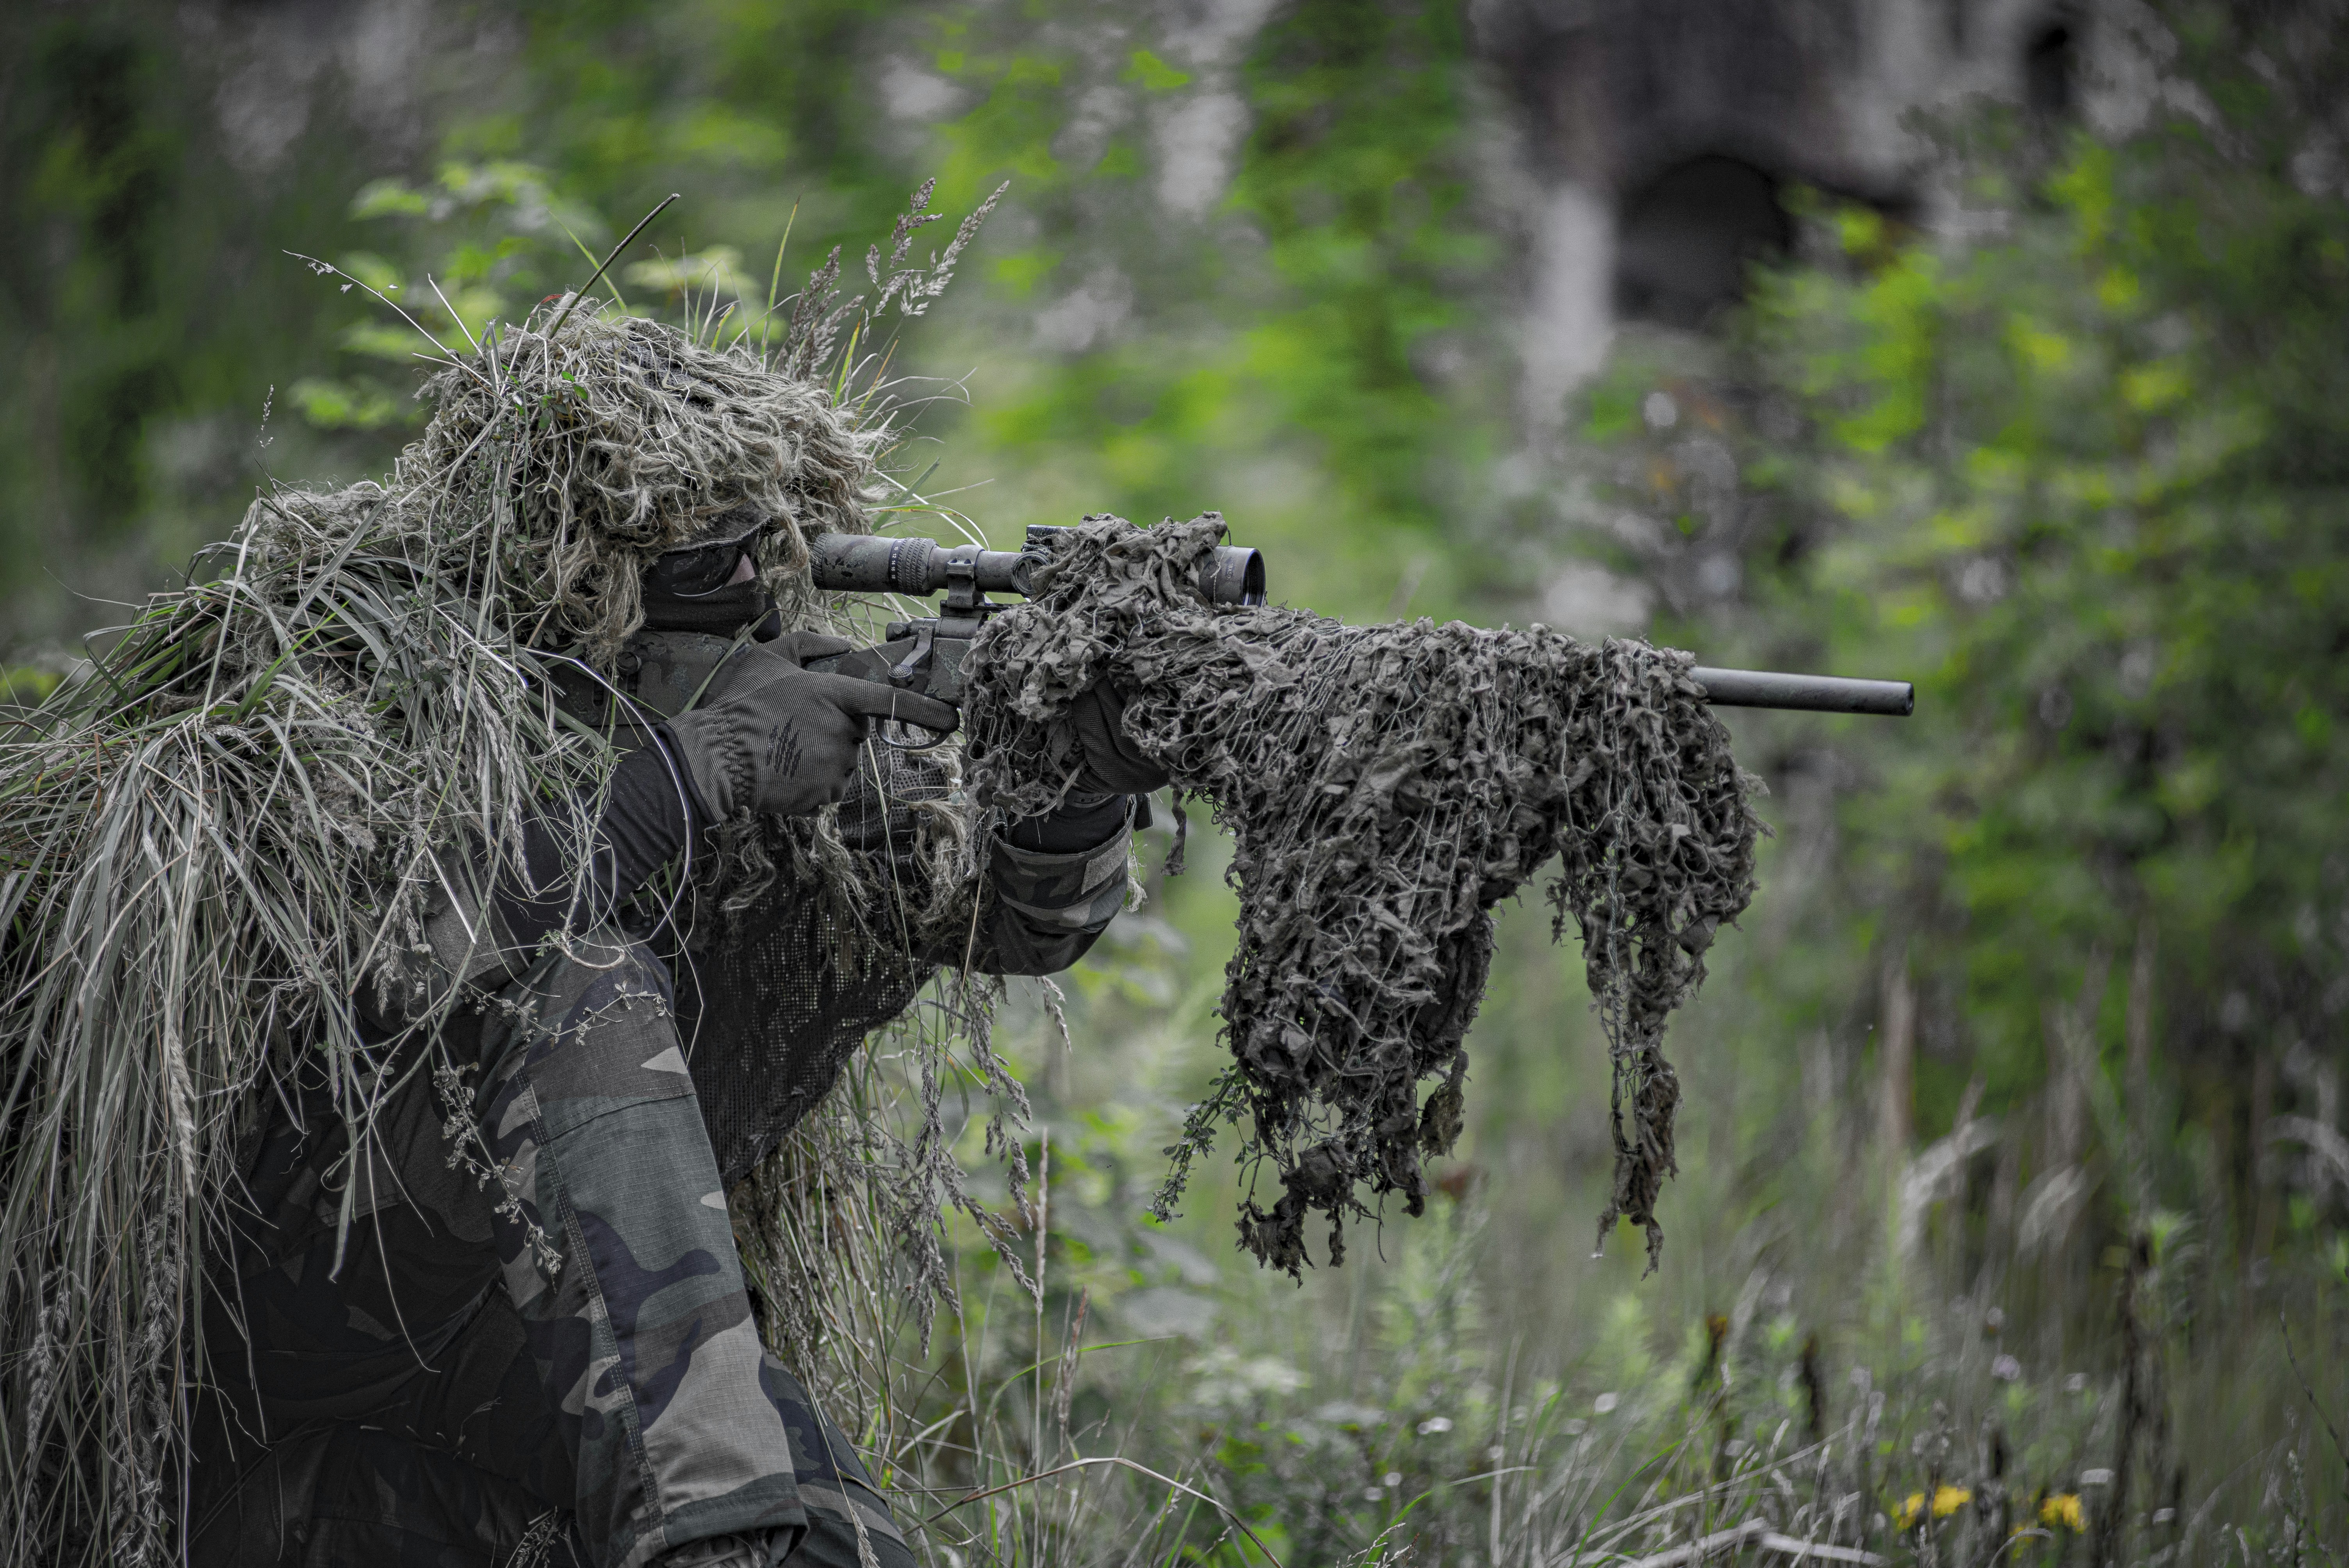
[1473,0,2150,424]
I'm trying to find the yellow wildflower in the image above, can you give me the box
[1896,1486,1972,1530]
[2041,1493,2086,1532]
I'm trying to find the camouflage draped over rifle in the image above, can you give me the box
[961,514,1764,1274]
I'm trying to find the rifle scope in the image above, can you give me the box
[809,529,1268,607]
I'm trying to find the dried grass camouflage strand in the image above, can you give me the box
[961,514,1764,1275]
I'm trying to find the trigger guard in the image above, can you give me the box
[876,716,955,752]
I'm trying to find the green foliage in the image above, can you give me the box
[1561,57,2349,1526]
[1745,113,2349,1166]
[905,0,1504,612]
[0,6,407,639]
[291,160,612,432]
[1234,0,1492,535]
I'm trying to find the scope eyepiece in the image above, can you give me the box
[1200,543,1266,606]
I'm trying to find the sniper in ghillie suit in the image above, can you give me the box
[0,185,1902,1566]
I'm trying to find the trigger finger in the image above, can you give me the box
[816,675,961,736]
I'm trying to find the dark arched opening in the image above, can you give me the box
[1613,154,1792,330]
[2025,17,2078,117]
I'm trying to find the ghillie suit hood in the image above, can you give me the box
[962,514,1765,1275]
[0,299,975,1564]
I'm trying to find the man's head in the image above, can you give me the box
[381,312,884,659]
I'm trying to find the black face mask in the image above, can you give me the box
[638,578,781,638]
[639,512,778,637]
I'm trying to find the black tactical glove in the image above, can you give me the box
[1068,682,1171,795]
[666,632,961,821]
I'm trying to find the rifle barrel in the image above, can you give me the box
[1690,667,1914,716]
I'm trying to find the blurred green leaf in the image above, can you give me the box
[287,376,409,431]
[1124,50,1191,92]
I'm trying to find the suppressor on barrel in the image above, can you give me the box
[1690,667,1914,716]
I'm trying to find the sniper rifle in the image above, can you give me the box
[804,525,1914,722]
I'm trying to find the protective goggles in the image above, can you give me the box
[644,513,766,598]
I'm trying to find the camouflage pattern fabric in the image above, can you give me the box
[985,827,1134,951]
[190,929,913,1568]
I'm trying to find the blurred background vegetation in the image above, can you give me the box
[7,0,2349,1558]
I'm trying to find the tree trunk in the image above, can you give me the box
[2127,917,2157,1212]
[1878,952,1914,1156]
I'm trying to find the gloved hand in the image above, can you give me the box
[665,631,961,821]
[1068,681,1171,795]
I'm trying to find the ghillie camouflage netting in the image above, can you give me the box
[0,181,1010,1563]
[963,513,1765,1275]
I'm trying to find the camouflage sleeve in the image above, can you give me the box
[824,745,1141,978]
[973,814,1135,976]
